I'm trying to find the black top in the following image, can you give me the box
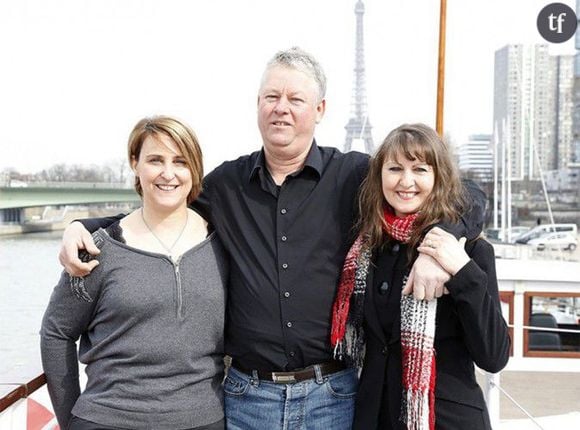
[354,239,509,430]
[372,242,407,429]
[81,141,487,372]
[196,143,369,371]
[373,243,406,342]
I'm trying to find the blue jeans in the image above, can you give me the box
[224,366,357,430]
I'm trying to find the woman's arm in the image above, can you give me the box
[443,239,510,373]
[40,257,102,428]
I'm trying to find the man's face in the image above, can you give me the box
[257,65,325,155]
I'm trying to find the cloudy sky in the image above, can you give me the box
[1,0,576,173]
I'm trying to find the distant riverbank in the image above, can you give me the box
[0,206,136,237]
[0,221,69,236]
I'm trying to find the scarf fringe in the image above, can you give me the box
[400,290,437,430]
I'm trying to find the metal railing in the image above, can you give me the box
[483,323,580,429]
[2,181,132,189]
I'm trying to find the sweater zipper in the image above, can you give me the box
[172,257,183,319]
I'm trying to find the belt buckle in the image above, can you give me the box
[271,372,296,383]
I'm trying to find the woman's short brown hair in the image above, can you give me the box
[127,115,203,204]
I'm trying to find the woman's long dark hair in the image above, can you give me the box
[357,123,467,251]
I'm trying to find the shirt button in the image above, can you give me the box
[282,263,288,269]
[287,321,293,328]
[284,291,291,298]
[381,346,388,356]
[289,351,295,357]
[281,235,287,242]
[379,281,389,295]
[281,208,287,214]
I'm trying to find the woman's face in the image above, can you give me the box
[381,154,435,217]
[131,134,192,212]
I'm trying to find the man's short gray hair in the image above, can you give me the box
[265,47,327,102]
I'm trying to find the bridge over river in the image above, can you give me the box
[0,183,139,223]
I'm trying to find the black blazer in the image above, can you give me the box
[353,239,510,430]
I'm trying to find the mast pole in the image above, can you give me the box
[436,0,447,136]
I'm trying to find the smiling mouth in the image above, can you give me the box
[272,121,291,126]
[396,191,418,200]
[155,184,179,191]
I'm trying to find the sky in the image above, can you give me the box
[0,0,576,174]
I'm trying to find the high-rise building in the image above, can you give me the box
[458,134,493,183]
[493,44,561,181]
[555,55,575,169]
[571,0,580,166]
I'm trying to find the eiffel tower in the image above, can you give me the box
[344,0,374,153]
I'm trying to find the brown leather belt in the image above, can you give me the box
[231,360,345,384]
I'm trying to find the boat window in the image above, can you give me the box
[524,293,580,358]
[499,291,514,357]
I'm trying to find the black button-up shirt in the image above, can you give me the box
[195,142,369,371]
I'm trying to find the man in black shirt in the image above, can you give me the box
[59,48,484,429]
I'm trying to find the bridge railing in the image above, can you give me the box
[2,181,132,189]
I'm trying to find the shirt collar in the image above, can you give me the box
[249,140,323,182]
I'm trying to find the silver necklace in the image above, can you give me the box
[141,208,189,256]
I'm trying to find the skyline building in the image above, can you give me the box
[458,134,493,183]
[555,55,575,170]
[343,0,374,153]
[493,44,557,181]
[572,0,580,166]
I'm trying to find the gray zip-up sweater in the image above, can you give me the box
[41,228,228,429]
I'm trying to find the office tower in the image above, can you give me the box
[555,55,575,169]
[572,0,580,165]
[493,45,558,180]
[458,134,493,183]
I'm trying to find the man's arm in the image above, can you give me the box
[58,214,124,276]
[404,180,486,300]
[439,179,486,241]
[78,214,124,232]
[59,167,217,276]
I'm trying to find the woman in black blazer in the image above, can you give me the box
[331,124,510,429]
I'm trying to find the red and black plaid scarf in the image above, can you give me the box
[331,209,437,429]
[383,206,417,243]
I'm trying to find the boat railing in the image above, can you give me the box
[0,374,45,413]
[481,257,580,428]
[517,324,580,334]
[0,370,54,429]
[482,322,580,429]
[480,369,545,430]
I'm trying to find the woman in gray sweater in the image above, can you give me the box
[41,116,228,430]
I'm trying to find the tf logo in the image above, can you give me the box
[537,3,578,43]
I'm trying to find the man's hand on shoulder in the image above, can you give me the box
[58,222,100,277]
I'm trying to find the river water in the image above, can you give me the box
[0,231,63,377]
